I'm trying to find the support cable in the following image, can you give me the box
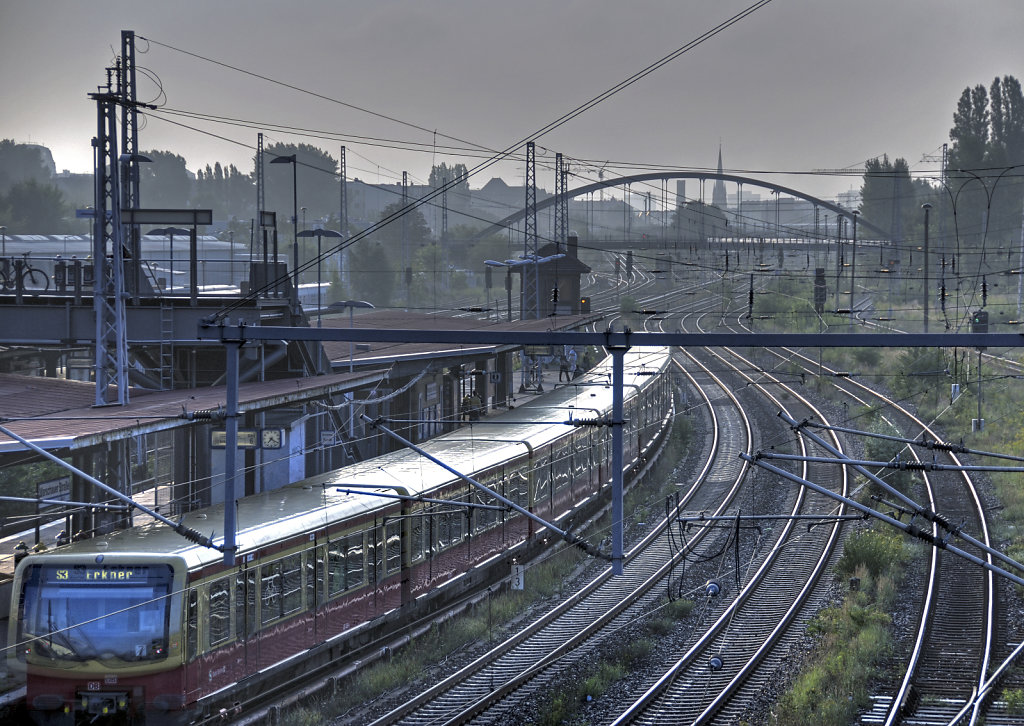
[0,424,219,550]
[359,414,609,561]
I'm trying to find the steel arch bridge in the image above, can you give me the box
[474,171,888,242]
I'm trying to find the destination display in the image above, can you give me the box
[41,564,167,584]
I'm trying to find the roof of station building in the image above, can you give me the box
[0,368,383,454]
[318,309,601,369]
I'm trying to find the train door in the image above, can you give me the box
[183,585,200,702]
[236,563,259,674]
[307,543,324,643]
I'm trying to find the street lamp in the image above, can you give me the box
[485,252,565,320]
[148,227,189,293]
[328,299,374,371]
[922,203,932,333]
[935,165,1020,328]
[1,226,6,256]
[270,154,298,302]
[849,210,859,332]
[297,228,344,326]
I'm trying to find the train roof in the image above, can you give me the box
[23,347,669,573]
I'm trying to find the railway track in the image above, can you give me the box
[604,309,851,724]
[360,286,855,725]
[361,344,752,725]
[753,336,1003,725]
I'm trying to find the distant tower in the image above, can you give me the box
[712,144,727,209]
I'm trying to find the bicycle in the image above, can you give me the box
[1,253,51,293]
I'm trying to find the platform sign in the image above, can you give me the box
[37,476,71,509]
[524,345,553,358]
[512,563,525,591]
[210,429,259,449]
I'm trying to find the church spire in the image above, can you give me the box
[712,144,727,208]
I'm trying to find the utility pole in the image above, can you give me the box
[402,171,409,309]
[339,146,347,288]
[524,141,539,319]
[90,81,130,406]
[118,30,141,302]
[554,153,566,253]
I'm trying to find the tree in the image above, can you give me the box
[0,179,74,233]
[429,163,470,193]
[948,84,989,172]
[372,201,432,246]
[944,77,1024,248]
[0,139,53,194]
[860,155,916,243]
[347,239,396,307]
[140,150,192,209]
[986,76,1024,240]
[263,143,338,227]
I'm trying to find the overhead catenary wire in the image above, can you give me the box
[137,1,778,320]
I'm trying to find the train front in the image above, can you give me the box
[8,553,188,725]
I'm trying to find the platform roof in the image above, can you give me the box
[0,368,384,454]
[319,309,601,370]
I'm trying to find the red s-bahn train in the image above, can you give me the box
[8,347,673,725]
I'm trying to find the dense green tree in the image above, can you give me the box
[347,239,396,307]
[860,156,917,243]
[195,162,254,220]
[428,163,470,193]
[948,84,989,172]
[985,76,1024,241]
[987,76,1024,166]
[944,76,1024,249]
[140,150,192,209]
[371,200,432,248]
[263,143,338,228]
[0,179,74,233]
[0,139,52,193]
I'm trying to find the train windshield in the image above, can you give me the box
[19,563,173,663]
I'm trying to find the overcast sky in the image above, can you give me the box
[2,0,1022,205]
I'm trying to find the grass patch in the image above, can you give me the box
[770,528,912,726]
[533,596,693,725]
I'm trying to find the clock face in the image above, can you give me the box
[261,428,283,449]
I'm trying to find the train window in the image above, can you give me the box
[235,572,246,639]
[187,588,199,660]
[18,564,174,664]
[436,513,450,552]
[208,577,231,647]
[384,521,402,574]
[411,513,425,562]
[306,549,318,610]
[509,464,529,508]
[260,563,281,625]
[474,489,499,532]
[346,533,365,589]
[328,534,366,596]
[327,541,344,595]
[245,569,257,636]
[281,554,302,616]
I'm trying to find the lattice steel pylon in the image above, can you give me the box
[554,152,566,253]
[523,141,540,319]
[117,30,144,304]
[91,86,130,406]
[256,132,265,228]
[339,145,348,287]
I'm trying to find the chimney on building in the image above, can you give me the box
[567,231,579,258]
